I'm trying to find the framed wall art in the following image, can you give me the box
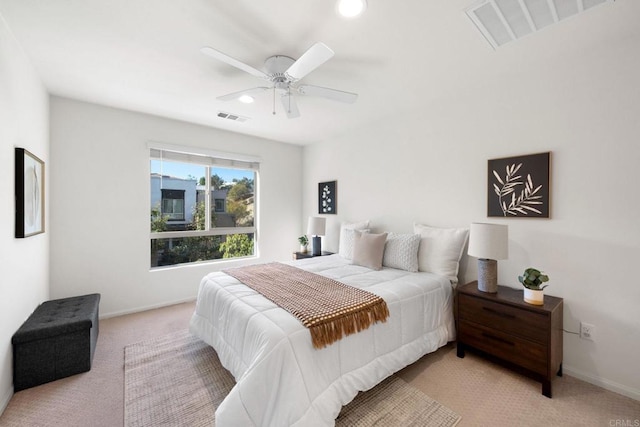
[488,152,550,218]
[15,148,45,238]
[318,181,337,214]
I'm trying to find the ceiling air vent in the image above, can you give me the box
[217,111,249,123]
[466,0,614,49]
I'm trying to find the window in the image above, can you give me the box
[161,189,185,221]
[150,145,259,268]
[214,198,225,213]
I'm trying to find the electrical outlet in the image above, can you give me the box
[580,322,595,341]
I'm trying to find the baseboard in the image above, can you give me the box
[563,364,640,401]
[0,385,13,417]
[99,297,196,319]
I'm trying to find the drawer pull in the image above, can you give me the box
[482,307,516,319]
[481,332,515,346]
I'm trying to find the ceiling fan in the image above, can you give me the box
[201,42,358,119]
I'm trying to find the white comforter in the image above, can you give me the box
[189,255,455,427]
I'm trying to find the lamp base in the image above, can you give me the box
[311,236,322,256]
[477,259,498,293]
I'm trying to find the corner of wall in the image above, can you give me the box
[0,386,12,417]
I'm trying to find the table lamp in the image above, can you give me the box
[468,223,508,293]
[307,217,326,256]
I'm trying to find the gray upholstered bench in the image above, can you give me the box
[11,293,100,391]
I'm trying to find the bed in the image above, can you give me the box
[189,253,456,426]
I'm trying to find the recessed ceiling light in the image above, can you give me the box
[238,95,254,104]
[336,0,367,18]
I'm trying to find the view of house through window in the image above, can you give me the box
[161,189,186,221]
[150,147,258,268]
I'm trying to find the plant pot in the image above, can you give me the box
[523,288,544,306]
[300,245,308,253]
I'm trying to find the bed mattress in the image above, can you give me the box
[189,254,455,426]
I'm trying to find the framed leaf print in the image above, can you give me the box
[15,148,45,237]
[318,181,337,214]
[488,152,550,218]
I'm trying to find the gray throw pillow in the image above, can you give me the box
[352,231,388,271]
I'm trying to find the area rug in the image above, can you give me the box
[124,330,461,427]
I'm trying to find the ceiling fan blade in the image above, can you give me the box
[280,94,300,119]
[217,87,270,102]
[285,42,334,82]
[201,46,269,80]
[297,84,358,104]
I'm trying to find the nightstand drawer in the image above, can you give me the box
[458,294,548,344]
[459,320,547,375]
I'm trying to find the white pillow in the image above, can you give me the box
[338,220,370,260]
[383,232,420,272]
[352,231,388,271]
[414,223,469,283]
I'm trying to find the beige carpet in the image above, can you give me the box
[2,301,639,426]
[124,330,461,427]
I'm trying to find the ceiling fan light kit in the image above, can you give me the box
[201,42,358,119]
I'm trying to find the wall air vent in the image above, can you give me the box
[217,111,249,123]
[466,0,614,49]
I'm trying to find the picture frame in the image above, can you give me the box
[318,181,337,214]
[487,152,550,218]
[15,148,45,238]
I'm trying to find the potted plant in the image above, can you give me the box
[518,267,549,306]
[298,235,309,253]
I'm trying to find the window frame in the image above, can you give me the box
[161,189,186,221]
[214,198,226,213]
[149,142,260,267]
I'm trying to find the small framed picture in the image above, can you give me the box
[488,152,550,218]
[15,148,45,238]
[318,181,337,214]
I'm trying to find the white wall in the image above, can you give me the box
[50,97,302,317]
[303,32,640,398]
[0,16,49,413]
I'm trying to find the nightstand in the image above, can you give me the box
[456,281,563,398]
[292,251,334,260]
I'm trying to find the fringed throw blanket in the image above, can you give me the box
[223,263,389,349]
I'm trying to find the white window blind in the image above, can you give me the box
[149,143,260,171]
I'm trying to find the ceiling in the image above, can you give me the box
[0,0,635,145]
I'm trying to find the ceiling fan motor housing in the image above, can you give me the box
[264,55,295,78]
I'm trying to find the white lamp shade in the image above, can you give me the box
[307,217,326,236]
[468,223,508,260]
